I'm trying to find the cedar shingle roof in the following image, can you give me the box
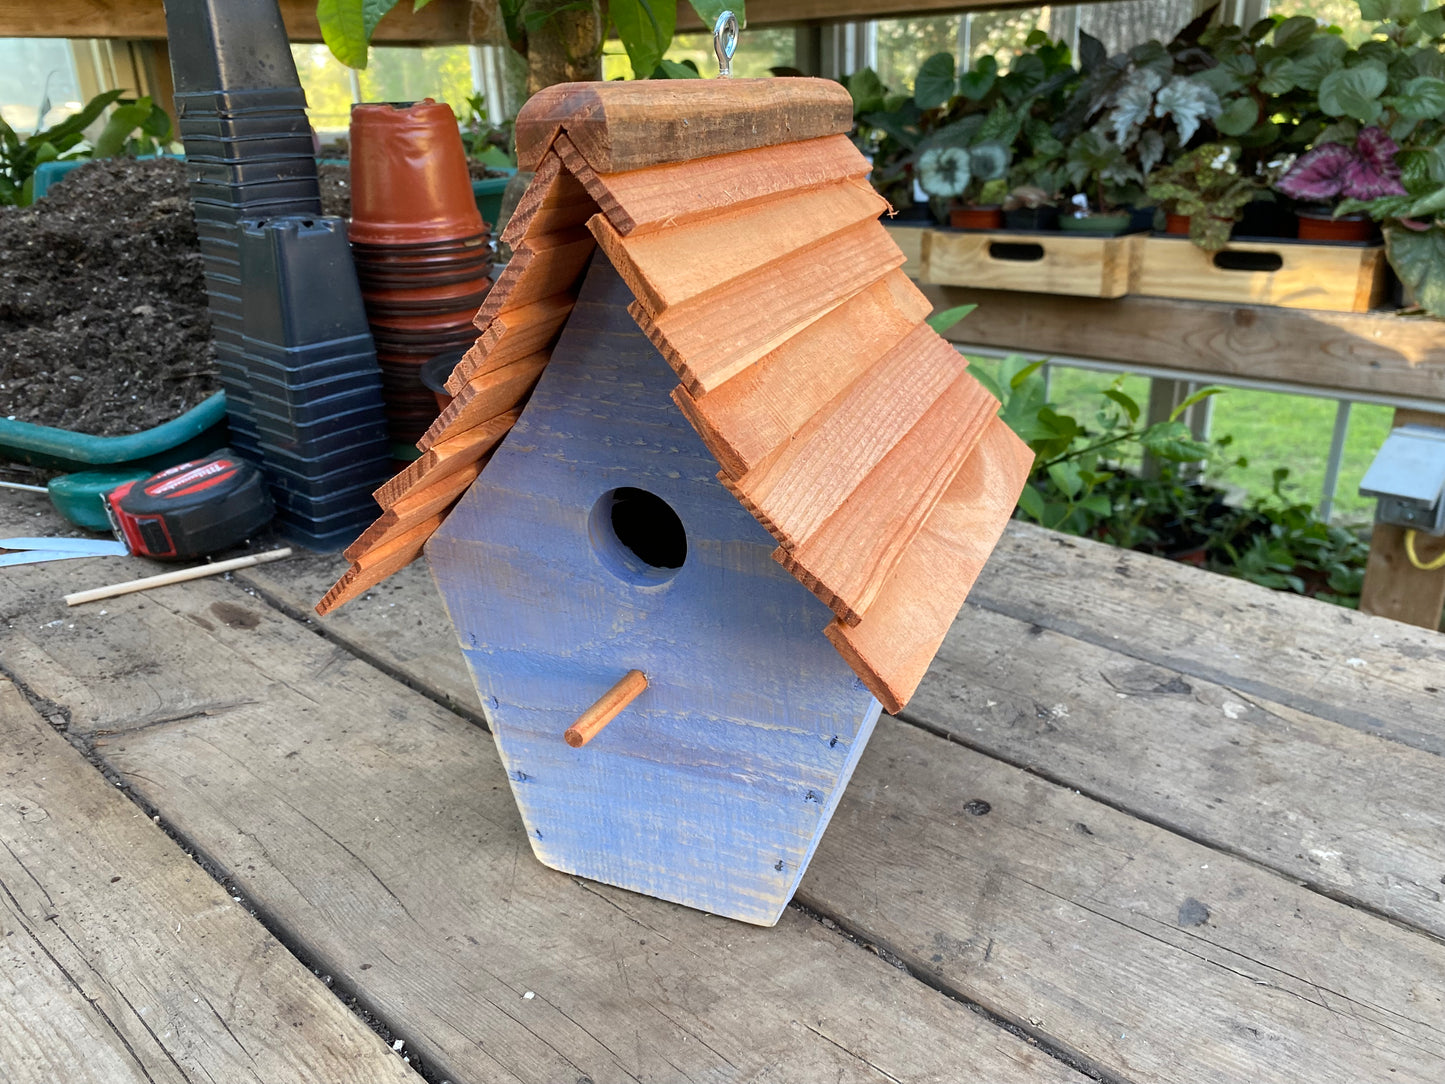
[317,78,1032,713]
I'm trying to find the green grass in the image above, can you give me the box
[970,360,1393,525]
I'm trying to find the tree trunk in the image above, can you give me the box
[521,0,603,96]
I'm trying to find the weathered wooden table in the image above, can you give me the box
[3,486,1443,1083]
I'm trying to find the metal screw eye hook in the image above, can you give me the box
[713,11,739,78]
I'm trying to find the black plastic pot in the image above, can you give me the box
[164,0,303,95]
[1003,205,1060,231]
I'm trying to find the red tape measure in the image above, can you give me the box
[105,451,274,560]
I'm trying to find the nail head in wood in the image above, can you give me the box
[565,669,648,747]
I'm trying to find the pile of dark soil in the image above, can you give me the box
[0,158,216,436]
[0,157,354,437]
[318,162,351,221]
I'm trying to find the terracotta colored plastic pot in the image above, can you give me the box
[1165,212,1191,236]
[950,205,1004,230]
[361,276,490,306]
[349,100,485,245]
[1297,210,1375,243]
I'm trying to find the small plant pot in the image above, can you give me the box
[950,205,1004,230]
[1058,211,1134,236]
[420,350,466,412]
[1237,199,1297,239]
[1165,212,1191,236]
[349,100,486,246]
[1002,205,1059,231]
[1297,210,1376,243]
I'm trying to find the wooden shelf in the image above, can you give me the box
[919,284,1445,404]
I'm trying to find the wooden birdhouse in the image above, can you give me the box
[318,78,1032,926]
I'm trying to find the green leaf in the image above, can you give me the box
[35,88,123,142]
[655,58,702,78]
[1102,386,1140,423]
[913,52,956,110]
[318,0,399,69]
[1141,420,1211,462]
[1418,5,1445,38]
[92,98,153,158]
[958,55,999,100]
[1215,96,1259,136]
[1169,384,1226,421]
[965,360,1006,403]
[847,68,887,115]
[1407,186,1445,217]
[924,302,976,334]
[1078,493,1113,517]
[686,0,743,30]
[1258,58,1297,96]
[1272,15,1318,53]
[610,0,675,80]
[1009,359,1046,390]
[1318,61,1388,123]
[1389,75,1445,119]
[1016,484,1046,521]
[1047,460,1083,498]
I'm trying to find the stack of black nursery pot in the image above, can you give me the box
[165,0,391,549]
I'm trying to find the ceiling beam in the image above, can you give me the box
[2,0,1043,43]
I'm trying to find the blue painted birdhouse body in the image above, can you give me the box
[426,256,881,925]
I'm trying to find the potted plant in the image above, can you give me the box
[917,140,1011,228]
[1276,128,1402,241]
[1146,142,1276,250]
[1274,0,1445,314]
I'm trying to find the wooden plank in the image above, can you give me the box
[514,78,854,174]
[1133,235,1388,312]
[825,416,1032,712]
[317,513,444,615]
[446,294,573,394]
[906,596,1445,943]
[1,0,1042,41]
[636,218,906,395]
[777,369,998,625]
[497,152,595,249]
[802,717,1445,1084]
[926,285,1445,404]
[924,229,1141,299]
[474,228,596,327]
[1359,408,1445,629]
[374,410,520,510]
[729,324,967,548]
[589,177,886,314]
[673,270,933,477]
[561,133,871,236]
[0,679,418,1084]
[0,570,1086,1084]
[19,532,1444,1083]
[342,461,482,562]
[971,522,1445,756]
[425,351,549,448]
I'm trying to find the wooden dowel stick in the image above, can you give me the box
[64,548,293,607]
[565,669,648,748]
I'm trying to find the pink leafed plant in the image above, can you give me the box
[1277,127,1407,202]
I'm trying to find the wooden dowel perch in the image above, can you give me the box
[565,669,648,748]
[65,548,293,607]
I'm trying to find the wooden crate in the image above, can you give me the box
[922,229,1142,298]
[882,221,929,280]
[1133,235,1388,312]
